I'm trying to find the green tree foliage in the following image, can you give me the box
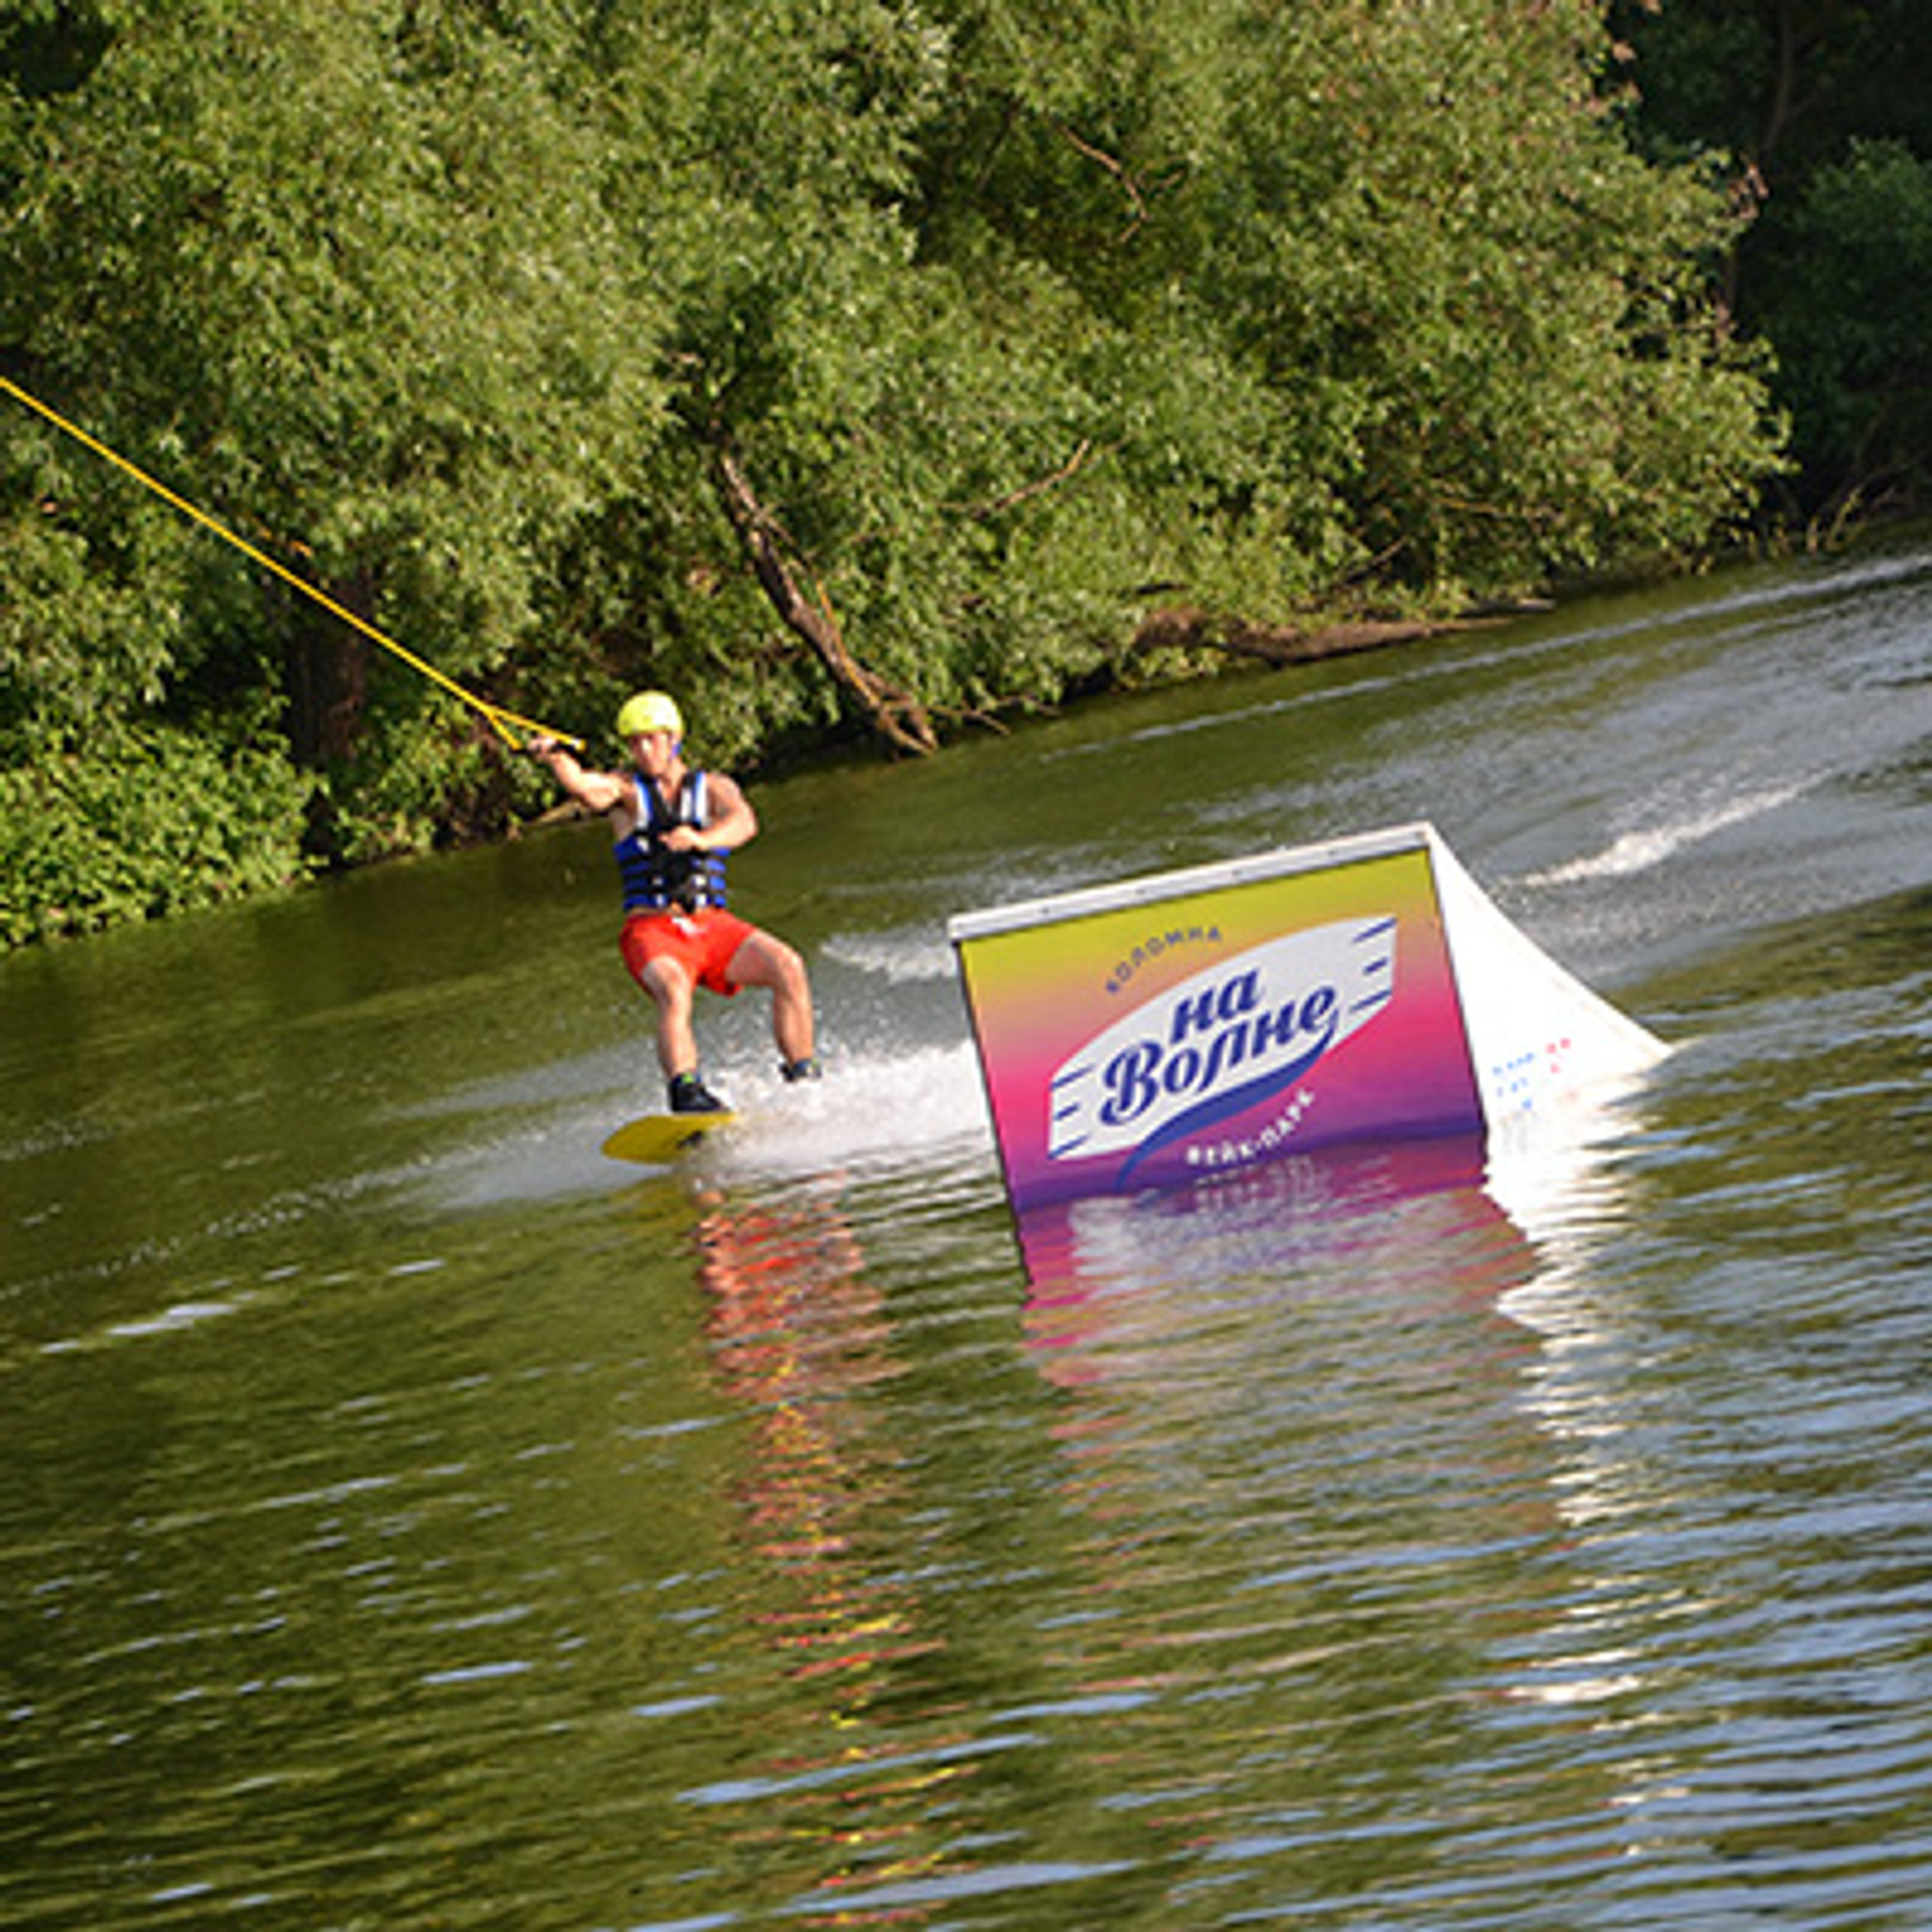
[1754,139,1932,510]
[1609,0,1932,521]
[1182,1,1775,592]
[3,0,656,866]
[0,720,311,943]
[2,0,1787,942]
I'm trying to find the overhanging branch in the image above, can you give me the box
[710,445,937,756]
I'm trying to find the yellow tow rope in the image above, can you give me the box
[1,372,582,750]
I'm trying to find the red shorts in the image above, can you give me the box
[619,908,756,998]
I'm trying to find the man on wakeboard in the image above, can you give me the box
[527,691,818,1114]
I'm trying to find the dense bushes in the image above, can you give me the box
[0,724,310,945]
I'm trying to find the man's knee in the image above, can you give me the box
[770,939,808,994]
[732,930,805,994]
[644,960,695,1008]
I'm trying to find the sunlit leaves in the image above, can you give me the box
[0,0,1793,939]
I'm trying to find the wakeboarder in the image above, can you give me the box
[527,691,818,1114]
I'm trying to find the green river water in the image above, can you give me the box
[4,538,1932,1928]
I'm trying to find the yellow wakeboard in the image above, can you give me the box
[601,1111,737,1164]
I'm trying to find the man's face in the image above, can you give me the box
[630,728,678,776]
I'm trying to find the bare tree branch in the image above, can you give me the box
[710,445,937,756]
[947,438,1100,519]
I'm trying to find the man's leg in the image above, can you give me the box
[725,928,816,1066]
[641,955,700,1080]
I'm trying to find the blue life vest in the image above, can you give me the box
[614,770,729,913]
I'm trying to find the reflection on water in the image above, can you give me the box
[1008,1141,1576,1923]
[684,1180,957,1911]
[1023,1134,1510,1300]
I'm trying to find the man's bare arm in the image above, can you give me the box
[526,738,629,817]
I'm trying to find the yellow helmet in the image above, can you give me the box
[614,690,684,742]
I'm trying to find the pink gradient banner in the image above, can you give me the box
[952,842,1484,1211]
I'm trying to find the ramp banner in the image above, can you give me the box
[949,823,1664,1214]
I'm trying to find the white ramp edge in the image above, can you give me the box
[1429,827,1669,1134]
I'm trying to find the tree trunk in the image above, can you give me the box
[1130,607,1482,667]
[710,446,937,755]
[282,595,369,770]
[279,574,374,863]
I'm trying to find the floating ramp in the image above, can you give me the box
[949,822,1666,1214]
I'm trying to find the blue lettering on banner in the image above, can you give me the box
[1105,924,1222,995]
[1098,981,1338,1129]
[1049,917,1398,1168]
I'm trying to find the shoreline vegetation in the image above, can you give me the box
[4,1,1928,947]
